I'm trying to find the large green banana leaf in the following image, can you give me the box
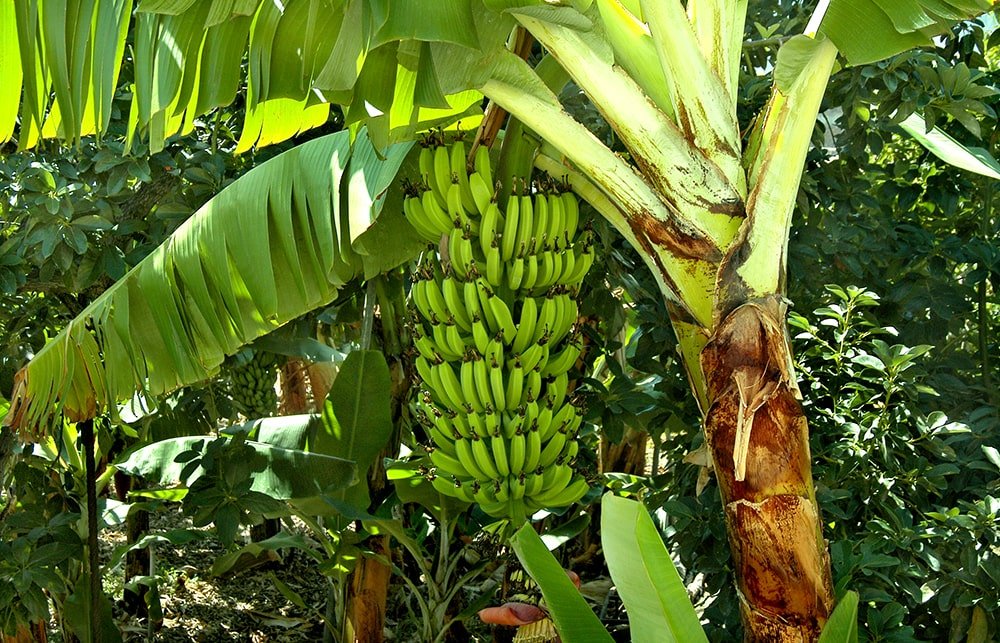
[0,0,490,151]
[2,0,995,154]
[115,435,358,500]
[5,129,422,436]
[819,0,998,66]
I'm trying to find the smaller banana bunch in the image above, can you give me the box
[405,137,594,523]
[227,350,279,419]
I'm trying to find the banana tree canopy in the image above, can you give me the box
[0,0,994,151]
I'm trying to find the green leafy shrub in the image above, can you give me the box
[793,285,1000,641]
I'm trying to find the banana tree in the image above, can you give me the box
[3,1,999,640]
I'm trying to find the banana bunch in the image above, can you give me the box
[405,138,594,523]
[227,350,279,419]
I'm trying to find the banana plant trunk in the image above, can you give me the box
[695,297,834,640]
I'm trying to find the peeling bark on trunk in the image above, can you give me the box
[699,296,833,640]
[343,536,392,643]
[2,622,45,643]
[278,360,311,415]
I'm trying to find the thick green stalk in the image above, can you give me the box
[980,178,994,399]
[687,0,748,105]
[640,0,745,195]
[594,0,676,120]
[718,37,838,314]
[513,11,745,249]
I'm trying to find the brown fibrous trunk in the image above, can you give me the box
[699,296,834,641]
[344,536,392,643]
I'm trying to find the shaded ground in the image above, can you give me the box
[40,508,622,642]
[49,512,330,642]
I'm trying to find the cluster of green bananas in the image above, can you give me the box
[227,350,279,419]
[405,138,594,523]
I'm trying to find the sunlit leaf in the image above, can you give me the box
[7,131,418,437]
[510,523,613,643]
[601,494,707,642]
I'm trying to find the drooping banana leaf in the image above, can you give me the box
[510,523,613,643]
[305,349,393,518]
[5,129,423,437]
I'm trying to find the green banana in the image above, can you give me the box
[429,322,461,361]
[560,191,579,245]
[512,296,538,354]
[471,435,500,480]
[545,193,565,251]
[472,356,494,412]
[509,430,527,475]
[449,410,474,439]
[533,475,589,508]
[432,474,465,500]
[422,278,454,327]
[468,411,491,439]
[538,462,573,497]
[538,429,568,469]
[507,256,525,291]
[501,194,520,262]
[524,369,542,405]
[460,359,484,413]
[487,294,517,343]
[522,254,539,291]
[505,365,524,412]
[516,195,534,256]
[502,411,524,440]
[544,374,570,414]
[474,145,493,189]
[541,340,582,378]
[489,362,506,412]
[524,425,542,473]
[404,195,442,242]
[525,472,544,497]
[485,243,503,287]
[463,281,484,328]
[430,448,469,479]
[470,171,494,218]
[491,435,510,476]
[420,187,452,232]
[455,438,491,483]
[532,192,550,246]
[442,276,472,331]
[451,140,478,214]
[433,144,453,208]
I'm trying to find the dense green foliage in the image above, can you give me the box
[0,2,998,641]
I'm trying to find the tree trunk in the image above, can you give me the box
[253,359,314,544]
[599,427,647,476]
[2,622,45,643]
[697,295,834,640]
[115,472,151,618]
[342,536,392,643]
[342,274,409,643]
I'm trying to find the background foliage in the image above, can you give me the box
[0,1,998,641]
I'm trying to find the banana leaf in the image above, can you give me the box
[114,435,357,500]
[5,128,421,437]
[0,0,486,150]
[820,0,996,65]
